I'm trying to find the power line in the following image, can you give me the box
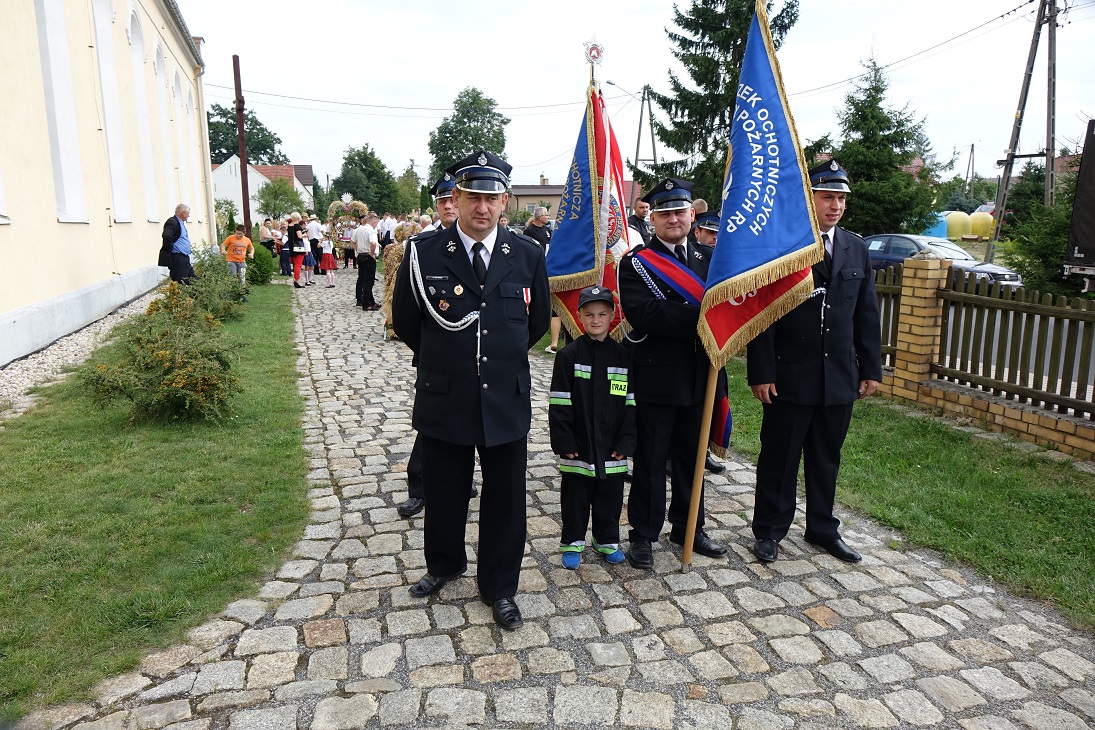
[787,0,1039,99]
[205,82,629,113]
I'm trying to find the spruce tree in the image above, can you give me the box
[643,0,800,202]
[829,58,943,236]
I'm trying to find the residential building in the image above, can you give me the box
[211,155,314,224]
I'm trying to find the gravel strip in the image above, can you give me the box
[0,290,159,408]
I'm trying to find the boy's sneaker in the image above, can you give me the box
[561,551,581,570]
[603,549,626,564]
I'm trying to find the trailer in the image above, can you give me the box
[1063,119,1095,292]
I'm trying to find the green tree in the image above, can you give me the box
[419,185,432,213]
[252,177,305,220]
[331,145,399,213]
[1003,167,1085,296]
[1001,161,1046,236]
[394,161,422,214]
[311,178,333,221]
[642,0,800,202]
[934,174,998,213]
[428,88,510,182]
[206,103,289,165]
[214,198,238,241]
[830,58,943,236]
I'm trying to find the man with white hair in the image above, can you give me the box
[419,214,434,232]
[158,203,195,282]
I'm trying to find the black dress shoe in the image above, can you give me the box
[486,597,523,630]
[397,497,424,518]
[670,530,728,558]
[806,536,862,563]
[409,572,459,598]
[705,453,726,473]
[752,538,779,563]
[627,538,654,569]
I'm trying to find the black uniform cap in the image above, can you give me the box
[642,178,694,211]
[577,285,615,309]
[446,149,511,194]
[809,159,851,193]
[430,173,456,200]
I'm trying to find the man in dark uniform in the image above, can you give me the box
[618,179,729,569]
[397,172,461,519]
[694,211,720,247]
[747,160,882,564]
[392,150,550,630]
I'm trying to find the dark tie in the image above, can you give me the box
[822,233,832,264]
[675,244,688,266]
[471,241,487,285]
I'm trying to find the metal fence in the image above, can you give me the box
[932,270,1095,420]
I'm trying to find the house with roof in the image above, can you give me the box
[0,0,212,367]
[507,175,644,221]
[211,155,314,223]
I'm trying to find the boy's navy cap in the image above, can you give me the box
[641,178,694,211]
[809,159,851,193]
[446,149,511,193]
[696,212,721,232]
[577,285,615,309]
[429,173,455,200]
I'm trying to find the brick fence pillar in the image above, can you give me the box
[888,259,949,402]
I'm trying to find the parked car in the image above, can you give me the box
[864,234,1023,287]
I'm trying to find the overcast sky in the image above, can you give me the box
[180,0,1095,194]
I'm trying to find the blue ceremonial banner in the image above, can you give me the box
[547,94,599,291]
[698,0,822,366]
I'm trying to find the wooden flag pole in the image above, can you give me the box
[681,363,720,572]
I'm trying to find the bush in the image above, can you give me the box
[247,245,275,286]
[81,283,241,421]
[190,249,247,321]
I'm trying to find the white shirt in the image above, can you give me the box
[455,223,498,270]
[306,220,322,240]
[352,223,378,256]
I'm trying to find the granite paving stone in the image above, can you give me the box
[27,274,1095,730]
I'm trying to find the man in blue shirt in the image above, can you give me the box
[158,203,196,282]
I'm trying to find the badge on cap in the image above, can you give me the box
[439,299,449,311]
[591,287,600,294]
[665,181,674,190]
[478,153,488,165]
[454,284,464,295]
[444,173,451,180]
[830,160,839,171]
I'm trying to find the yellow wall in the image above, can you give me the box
[0,0,212,315]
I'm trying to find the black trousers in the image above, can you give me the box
[561,472,624,547]
[167,252,195,282]
[628,400,706,542]
[356,254,376,306]
[752,399,854,542]
[343,247,356,267]
[407,434,423,500]
[420,434,526,601]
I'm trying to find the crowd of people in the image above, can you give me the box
[160,154,881,633]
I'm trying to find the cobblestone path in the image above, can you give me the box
[20,270,1095,729]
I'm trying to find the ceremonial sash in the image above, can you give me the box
[632,246,733,456]
[633,247,705,305]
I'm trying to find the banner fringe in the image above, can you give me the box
[708,443,728,459]
[700,273,814,368]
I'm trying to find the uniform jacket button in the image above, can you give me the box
[481,302,486,309]
[482,329,488,335]
[482,383,489,389]
[481,356,488,362]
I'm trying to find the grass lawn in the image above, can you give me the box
[0,283,308,722]
[723,356,1095,630]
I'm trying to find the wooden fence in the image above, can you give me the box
[932,270,1095,420]
[874,265,901,370]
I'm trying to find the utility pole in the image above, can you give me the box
[608,81,659,210]
[1045,0,1058,206]
[987,0,1049,262]
[233,55,251,236]
[965,143,975,198]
